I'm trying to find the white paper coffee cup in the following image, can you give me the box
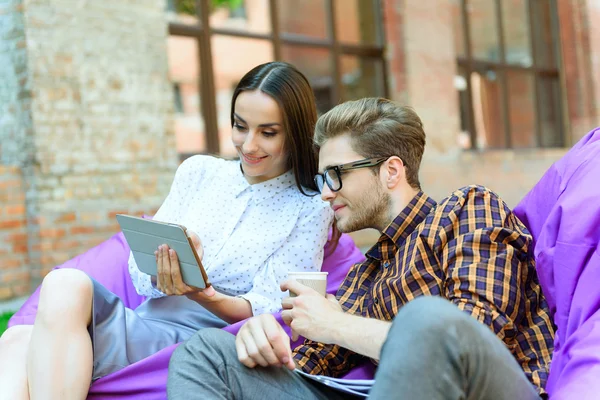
[287,271,328,297]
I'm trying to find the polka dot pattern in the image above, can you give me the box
[128,155,333,315]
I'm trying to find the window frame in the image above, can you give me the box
[168,0,388,156]
[457,0,564,149]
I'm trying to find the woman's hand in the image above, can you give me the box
[155,230,214,298]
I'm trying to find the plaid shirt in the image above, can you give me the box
[294,185,554,394]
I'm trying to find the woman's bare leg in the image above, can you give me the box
[27,269,94,400]
[0,325,33,400]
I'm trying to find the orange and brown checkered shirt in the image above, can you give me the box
[294,185,554,395]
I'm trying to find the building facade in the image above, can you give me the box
[1,0,599,299]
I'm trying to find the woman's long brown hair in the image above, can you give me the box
[231,62,340,251]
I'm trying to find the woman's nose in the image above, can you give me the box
[242,131,259,153]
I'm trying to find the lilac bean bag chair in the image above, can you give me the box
[8,230,369,399]
[514,127,600,400]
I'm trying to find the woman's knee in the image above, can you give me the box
[0,325,32,349]
[37,269,93,326]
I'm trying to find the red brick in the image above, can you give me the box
[71,226,96,234]
[4,205,26,216]
[12,242,28,254]
[31,241,53,252]
[1,259,25,270]
[53,240,81,251]
[39,228,67,238]
[0,219,25,229]
[0,287,12,300]
[2,271,30,283]
[7,232,28,242]
[108,210,128,219]
[55,212,76,223]
[0,180,22,190]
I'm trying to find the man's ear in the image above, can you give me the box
[382,156,405,189]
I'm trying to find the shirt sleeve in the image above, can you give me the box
[128,156,205,298]
[440,187,553,392]
[293,339,365,378]
[239,197,333,315]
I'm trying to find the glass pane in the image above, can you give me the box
[538,75,563,147]
[281,46,333,114]
[278,0,327,40]
[470,69,506,149]
[210,0,270,35]
[211,35,274,156]
[507,71,536,148]
[531,0,557,68]
[455,66,471,149]
[166,0,199,25]
[451,0,465,58]
[467,0,501,62]
[167,36,205,155]
[334,0,379,45]
[340,56,385,102]
[502,0,532,66]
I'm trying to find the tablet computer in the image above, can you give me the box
[116,214,210,289]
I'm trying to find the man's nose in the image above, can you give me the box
[320,183,336,202]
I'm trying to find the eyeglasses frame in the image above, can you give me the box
[314,156,390,193]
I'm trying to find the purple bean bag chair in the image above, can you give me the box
[514,127,600,400]
[8,230,369,399]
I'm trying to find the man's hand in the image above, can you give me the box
[155,230,215,298]
[280,279,344,343]
[235,314,295,371]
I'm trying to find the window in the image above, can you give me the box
[453,0,563,149]
[167,0,387,158]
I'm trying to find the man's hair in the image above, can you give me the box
[314,98,426,189]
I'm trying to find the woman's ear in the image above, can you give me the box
[383,156,405,189]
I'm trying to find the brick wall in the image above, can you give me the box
[0,0,179,296]
[0,0,32,299]
[0,167,29,300]
[21,0,178,284]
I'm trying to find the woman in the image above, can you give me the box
[0,62,335,399]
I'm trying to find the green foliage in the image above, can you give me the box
[175,0,244,15]
[0,312,14,336]
[212,0,244,9]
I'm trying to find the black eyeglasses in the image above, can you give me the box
[314,157,389,193]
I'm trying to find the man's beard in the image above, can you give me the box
[336,178,391,233]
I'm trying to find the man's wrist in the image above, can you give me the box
[329,311,354,346]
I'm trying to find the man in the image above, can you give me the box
[168,98,554,399]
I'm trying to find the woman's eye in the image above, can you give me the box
[262,131,277,138]
[233,123,247,131]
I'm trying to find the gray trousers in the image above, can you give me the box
[167,297,541,400]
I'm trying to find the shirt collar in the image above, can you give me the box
[230,161,297,204]
[366,191,437,260]
[250,169,296,204]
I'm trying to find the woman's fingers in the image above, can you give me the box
[168,249,192,295]
[188,231,204,260]
[160,245,174,295]
[154,250,161,292]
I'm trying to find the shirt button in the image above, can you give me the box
[383,261,391,268]
[374,298,379,305]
